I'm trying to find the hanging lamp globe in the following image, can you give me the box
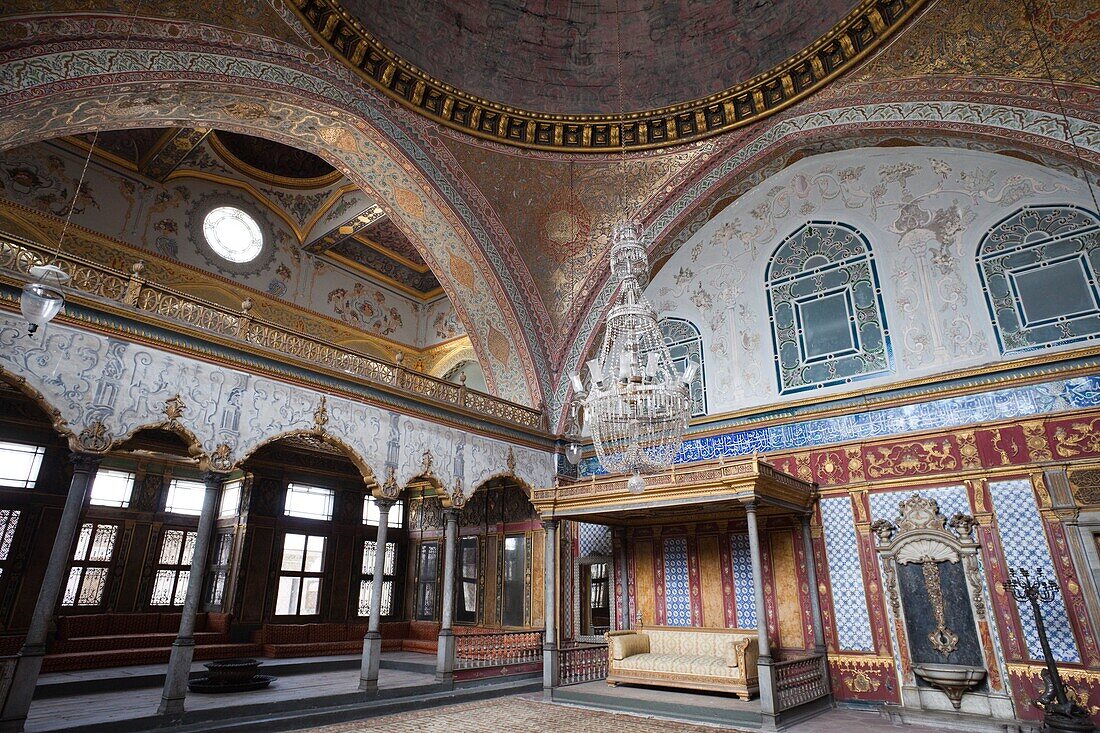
[20,264,70,334]
[569,223,694,494]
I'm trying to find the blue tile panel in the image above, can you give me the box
[988,479,1081,663]
[729,533,758,629]
[820,496,875,652]
[868,485,971,527]
[579,374,1100,476]
[578,523,612,557]
[662,537,692,627]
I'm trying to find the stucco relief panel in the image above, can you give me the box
[0,314,554,492]
[647,147,1093,414]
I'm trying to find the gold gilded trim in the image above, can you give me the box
[288,0,927,152]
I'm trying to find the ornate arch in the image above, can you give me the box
[0,369,74,445]
[0,19,545,408]
[236,428,380,488]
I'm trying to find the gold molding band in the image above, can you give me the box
[290,0,926,152]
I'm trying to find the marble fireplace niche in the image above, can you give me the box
[871,494,1014,719]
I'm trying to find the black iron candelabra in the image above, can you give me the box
[1004,567,1095,733]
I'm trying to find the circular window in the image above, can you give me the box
[202,206,264,263]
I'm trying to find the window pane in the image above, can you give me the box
[166,479,206,516]
[0,511,20,561]
[276,576,301,615]
[304,535,326,572]
[502,536,525,627]
[358,579,372,616]
[364,496,379,526]
[77,567,108,606]
[179,532,197,565]
[799,291,855,359]
[380,580,393,616]
[281,533,306,571]
[62,568,81,606]
[362,540,377,575]
[88,525,117,562]
[0,443,45,489]
[1014,258,1098,324]
[151,569,176,606]
[89,470,134,508]
[285,483,334,521]
[73,524,92,562]
[208,572,226,605]
[390,502,404,528]
[160,530,185,564]
[213,532,233,565]
[383,542,396,576]
[172,570,190,606]
[219,480,242,518]
[300,577,321,614]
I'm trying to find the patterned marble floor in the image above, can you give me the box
[302,695,917,732]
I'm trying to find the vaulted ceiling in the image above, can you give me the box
[0,0,1095,416]
[67,128,442,298]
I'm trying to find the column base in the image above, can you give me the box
[0,648,47,732]
[435,629,455,682]
[359,631,382,692]
[157,638,197,716]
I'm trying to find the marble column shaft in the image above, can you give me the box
[542,519,559,695]
[158,472,223,715]
[1,453,100,732]
[745,503,777,720]
[359,498,393,692]
[435,507,460,682]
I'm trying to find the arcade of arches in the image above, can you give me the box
[0,1,1097,732]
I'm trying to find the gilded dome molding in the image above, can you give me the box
[289,0,927,152]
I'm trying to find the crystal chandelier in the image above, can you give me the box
[567,223,696,494]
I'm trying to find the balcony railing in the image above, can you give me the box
[454,630,543,670]
[774,653,830,711]
[0,233,543,431]
[559,642,608,686]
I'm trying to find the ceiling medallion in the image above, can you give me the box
[290,0,926,152]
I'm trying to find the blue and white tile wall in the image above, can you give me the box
[578,523,612,557]
[663,537,692,627]
[988,479,1080,663]
[579,374,1100,476]
[820,496,875,652]
[729,533,758,629]
[868,485,971,526]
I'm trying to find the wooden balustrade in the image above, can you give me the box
[454,630,543,670]
[774,653,830,711]
[0,234,543,431]
[559,642,608,686]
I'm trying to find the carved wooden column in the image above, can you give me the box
[435,508,460,683]
[614,526,630,630]
[359,497,393,693]
[745,502,778,724]
[159,471,224,714]
[801,513,827,654]
[1,453,100,732]
[542,519,559,697]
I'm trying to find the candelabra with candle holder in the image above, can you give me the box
[1003,567,1095,733]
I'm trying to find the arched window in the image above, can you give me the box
[978,205,1100,352]
[659,317,707,417]
[765,222,892,394]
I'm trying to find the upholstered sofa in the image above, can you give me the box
[606,626,759,699]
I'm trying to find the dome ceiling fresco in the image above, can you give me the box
[346,0,860,115]
[292,0,925,150]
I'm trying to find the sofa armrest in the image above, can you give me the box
[606,631,649,661]
[729,637,759,675]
